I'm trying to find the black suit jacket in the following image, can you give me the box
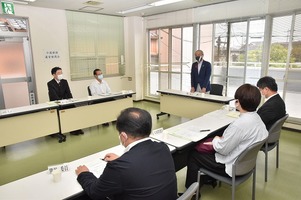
[77,140,177,200]
[257,94,286,130]
[47,79,73,101]
[191,60,211,92]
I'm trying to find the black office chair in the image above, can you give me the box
[196,138,267,200]
[260,114,289,182]
[87,86,92,96]
[210,84,223,96]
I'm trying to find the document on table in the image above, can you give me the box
[168,126,210,142]
[226,111,240,118]
[85,159,107,177]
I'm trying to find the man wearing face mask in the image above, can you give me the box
[75,107,178,200]
[47,66,73,101]
[257,76,286,130]
[47,66,83,139]
[89,69,111,96]
[190,50,212,93]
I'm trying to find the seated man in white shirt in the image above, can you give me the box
[89,69,111,96]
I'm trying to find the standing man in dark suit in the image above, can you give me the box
[257,76,286,130]
[47,67,83,138]
[191,50,212,93]
[75,107,178,200]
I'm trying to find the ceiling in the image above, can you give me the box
[14,0,238,17]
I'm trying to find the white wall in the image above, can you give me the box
[14,5,136,103]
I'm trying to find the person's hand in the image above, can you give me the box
[190,87,195,93]
[103,153,119,161]
[201,87,206,93]
[75,165,89,176]
[213,136,221,140]
[203,142,213,145]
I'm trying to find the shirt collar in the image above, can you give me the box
[198,60,203,66]
[124,137,151,153]
[265,93,278,102]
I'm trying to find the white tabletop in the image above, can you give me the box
[0,91,135,117]
[52,90,135,106]
[150,109,239,148]
[0,142,176,200]
[0,103,58,117]
[157,89,234,103]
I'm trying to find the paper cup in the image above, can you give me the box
[52,169,62,182]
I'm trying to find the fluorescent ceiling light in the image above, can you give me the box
[117,5,153,14]
[12,1,28,5]
[117,0,184,14]
[150,0,184,7]
[12,0,36,5]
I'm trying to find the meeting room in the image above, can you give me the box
[0,0,300,199]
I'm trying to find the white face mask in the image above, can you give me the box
[119,134,123,146]
[97,74,103,80]
[57,74,63,80]
[119,133,127,147]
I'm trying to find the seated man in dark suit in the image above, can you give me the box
[75,107,178,200]
[47,67,84,139]
[257,76,286,130]
[47,66,72,101]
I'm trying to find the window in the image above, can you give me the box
[146,13,301,122]
[269,14,301,119]
[66,11,124,80]
[210,19,265,96]
[147,26,192,97]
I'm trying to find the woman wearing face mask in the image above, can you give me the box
[185,84,268,196]
[89,68,111,96]
[190,50,212,93]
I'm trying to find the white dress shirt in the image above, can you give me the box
[124,137,151,153]
[212,112,268,177]
[89,79,111,96]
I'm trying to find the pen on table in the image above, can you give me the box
[200,129,210,132]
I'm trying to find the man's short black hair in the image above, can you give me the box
[93,69,101,75]
[257,76,278,92]
[234,84,261,112]
[116,107,152,138]
[51,67,62,75]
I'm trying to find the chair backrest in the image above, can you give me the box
[87,86,92,96]
[177,182,199,200]
[210,84,223,96]
[267,114,288,144]
[234,138,267,176]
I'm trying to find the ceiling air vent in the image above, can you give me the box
[78,6,103,12]
[84,1,102,6]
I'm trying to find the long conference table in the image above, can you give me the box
[157,89,234,119]
[0,108,239,199]
[0,91,134,147]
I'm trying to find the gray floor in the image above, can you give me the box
[0,101,300,199]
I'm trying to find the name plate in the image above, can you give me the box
[48,163,70,174]
[152,127,164,135]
